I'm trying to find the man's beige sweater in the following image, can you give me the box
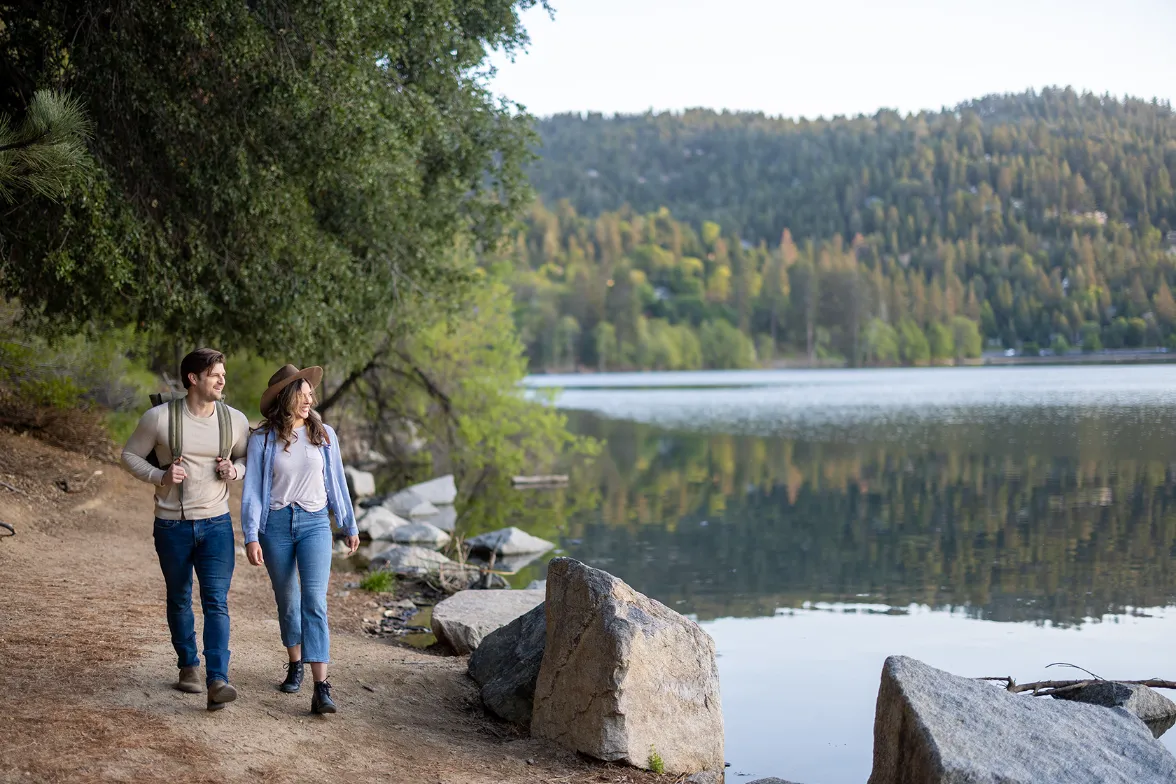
[121,399,250,520]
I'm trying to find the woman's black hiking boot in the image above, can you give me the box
[311,679,337,714]
[280,660,303,693]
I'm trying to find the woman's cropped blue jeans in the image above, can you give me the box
[258,504,332,663]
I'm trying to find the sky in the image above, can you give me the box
[487,0,1176,120]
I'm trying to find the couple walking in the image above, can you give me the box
[120,349,360,713]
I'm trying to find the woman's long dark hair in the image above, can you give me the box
[260,379,328,452]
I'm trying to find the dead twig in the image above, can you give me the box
[979,676,1176,695]
[0,480,24,494]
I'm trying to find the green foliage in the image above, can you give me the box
[898,319,931,365]
[1,0,542,361]
[647,746,665,775]
[359,570,396,593]
[950,317,983,360]
[864,318,899,364]
[501,90,1176,367]
[0,89,92,204]
[927,323,954,360]
[699,319,757,369]
[327,262,598,500]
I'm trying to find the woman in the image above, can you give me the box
[242,364,360,714]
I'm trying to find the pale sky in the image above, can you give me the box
[488,0,1176,120]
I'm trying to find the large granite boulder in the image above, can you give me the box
[356,506,409,540]
[869,656,1176,783]
[431,589,545,655]
[368,544,453,576]
[468,602,547,725]
[1052,682,1176,738]
[405,475,457,506]
[389,521,451,548]
[466,526,554,556]
[385,488,440,518]
[531,558,724,777]
[344,466,376,499]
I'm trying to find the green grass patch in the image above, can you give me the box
[648,746,664,774]
[360,570,396,593]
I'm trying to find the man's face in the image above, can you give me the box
[191,362,226,401]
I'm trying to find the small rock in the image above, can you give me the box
[344,466,376,499]
[743,779,803,784]
[525,580,546,592]
[389,521,451,548]
[466,526,555,556]
[405,475,457,506]
[368,544,454,576]
[430,505,458,532]
[431,589,545,655]
[357,507,410,540]
[469,602,546,725]
[1052,682,1176,737]
[385,489,440,518]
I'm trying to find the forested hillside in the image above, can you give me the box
[499,88,1176,371]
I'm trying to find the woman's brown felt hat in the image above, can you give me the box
[260,364,323,417]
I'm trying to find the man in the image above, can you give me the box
[121,348,250,711]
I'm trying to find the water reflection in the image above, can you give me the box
[559,409,1176,627]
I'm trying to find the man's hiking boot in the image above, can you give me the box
[280,660,303,693]
[311,679,336,715]
[175,666,203,694]
[206,679,238,711]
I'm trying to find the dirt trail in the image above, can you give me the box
[0,431,656,784]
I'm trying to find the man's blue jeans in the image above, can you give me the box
[153,513,235,685]
[259,505,332,663]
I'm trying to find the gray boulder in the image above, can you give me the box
[868,656,1176,784]
[385,489,440,518]
[1052,682,1176,738]
[405,474,457,506]
[368,544,453,576]
[466,526,554,556]
[389,521,451,548]
[356,506,409,540]
[344,466,376,499]
[468,602,547,725]
[525,579,546,592]
[531,558,724,777]
[430,588,545,655]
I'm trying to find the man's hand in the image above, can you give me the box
[161,457,186,486]
[343,534,360,556]
[215,457,237,481]
[246,542,264,566]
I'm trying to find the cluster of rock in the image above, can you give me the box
[443,557,725,780]
[367,525,554,584]
[867,656,1176,783]
[346,472,458,548]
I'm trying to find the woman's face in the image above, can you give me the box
[290,380,315,421]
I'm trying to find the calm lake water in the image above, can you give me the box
[520,366,1176,784]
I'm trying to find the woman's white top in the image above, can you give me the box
[269,426,328,512]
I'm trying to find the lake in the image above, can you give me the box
[521,366,1176,783]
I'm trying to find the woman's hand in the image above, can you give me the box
[343,535,360,556]
[246,541,264,566]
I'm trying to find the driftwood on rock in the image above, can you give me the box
[979,676,1176,698]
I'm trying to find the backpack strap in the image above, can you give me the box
[214,401,232,460]
[168,398,185,519]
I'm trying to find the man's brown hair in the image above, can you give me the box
[180,348,226,388]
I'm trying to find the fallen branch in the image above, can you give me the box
[0,480,24,494]
[979,676,1176,696]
